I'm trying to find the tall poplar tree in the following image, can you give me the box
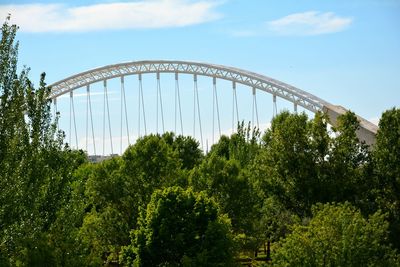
[0,16,86,265]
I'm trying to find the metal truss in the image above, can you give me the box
[49,60,330,113]
[49,60,378,145]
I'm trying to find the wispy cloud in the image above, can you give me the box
[267,11,353,36]
[231,11,352,37]
[0,0,221,33]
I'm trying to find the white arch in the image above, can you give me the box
[49,60,378,145]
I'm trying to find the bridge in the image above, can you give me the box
[49,60,378,156]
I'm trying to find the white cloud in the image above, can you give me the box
[267,11,352,36]
[0,0,221,33]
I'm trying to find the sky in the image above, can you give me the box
[0,0,399,153]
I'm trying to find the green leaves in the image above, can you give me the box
[122,134,183,207]
[0,17,86,265]
[121,186,235,267]
[255,111,318,216]
[373,108,400,248]
[253,110,374,217]
[274,202,400,267]
[209,121,261,167]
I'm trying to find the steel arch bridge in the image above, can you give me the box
[49,60,378,157]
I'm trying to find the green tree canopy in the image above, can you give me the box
[208,122,261,168]
[328,111,370,204]
[0,16,87,265]
[190,154,261,251]
[121,134,182,207]
[373,108,400,249]
[161,132,203,170]
[254,111,319,216]
[120,186,235,266]
[253,111,372,217]
[273,202,400,267]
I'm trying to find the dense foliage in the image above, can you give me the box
[0,17,87,266]
[1,18,400,266]
[120,186,234,266]
[274,202,399,266]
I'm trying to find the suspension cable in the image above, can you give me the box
[175,73,177,133]
[138,74,141,138]
[103,81,106,156]
[69,92,72,146]
[175,72,183,135]
[231,82,235,133]
[141,75,147,136]
[71,91,78,149]
[87,85,96,155]
[252,88,255,128]
[212,77,215,144]
[194,74,204,149]
[156,72,165,133]
[139,74,147,136]
[253,87,259,128]
[233,81,239,132]
[193,75,196,138]
[120,77,123,153]
[104,80,114,155]
[122,76,130,147]
[156,73,159,133]
[86,86,89,152]
[214,77,221,138]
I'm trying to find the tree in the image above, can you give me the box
[190,154,261,253]
[208,121,261,168]
[0,17,86,265]
[273,202,400,267]
[122,134,182,207]
[328,111,370,204]
[77,157,133,265]
[188,124,264,254]
[373,108,400,249]
[48,162,94,266]
[254,111,318,216]
[253,110,372,217]
[258,196,300,245]
[120,186,235,266]
[161,132,203,170]
[49,155,142,266]
[49,134,199,266]
[308,111,332,203]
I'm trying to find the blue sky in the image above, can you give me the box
[1,0,399,152]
